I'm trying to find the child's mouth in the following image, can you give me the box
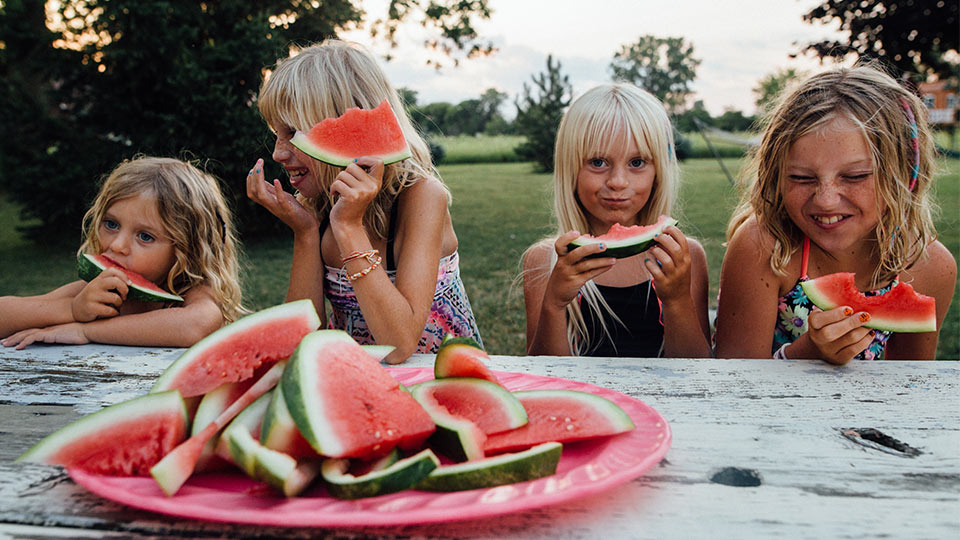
[812,214,848,226]
[287,168,308,185]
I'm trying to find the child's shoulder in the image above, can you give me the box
[903,239,958,294]
[398,174,449,207]
[522,239,556,271]
[726,216,777,257]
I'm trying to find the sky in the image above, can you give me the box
[340,0,850,117]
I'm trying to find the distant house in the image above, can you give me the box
[918,81,958,126]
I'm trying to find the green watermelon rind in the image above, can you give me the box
[254,450,323,497]
[289,100,412,168]
[222,392,274,476]
[411,378,528,433]
[361,344,396,362]
[568,216,678,259]
[292,131,412,167]
[799,273,937,333]
[433,342,500,384]
[150,299,321,396]
[416,441,562,492]
[16,390,188,469]
[321,448,440,500]
[77,253,183,303]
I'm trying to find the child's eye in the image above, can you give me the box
[137,231,155,243]
[587,158,607,168]
[103,219,119,230]
[787,175,816,183]
[629,158,646,168]
[843,173,872,182]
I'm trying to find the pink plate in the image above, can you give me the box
[69,367,671,527]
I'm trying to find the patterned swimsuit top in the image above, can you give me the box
[320,202,483,354]
[774,237,893,360]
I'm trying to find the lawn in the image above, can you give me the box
[1,157,957,359]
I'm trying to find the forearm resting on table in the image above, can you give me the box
[0,295,76,339]
[82,306,223,348]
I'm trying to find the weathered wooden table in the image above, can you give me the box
[1,344,958,539]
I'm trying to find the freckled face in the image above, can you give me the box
[272,125,323,198]
[781,115,883,256]
[575,131,656,235]
[98,193,177,286]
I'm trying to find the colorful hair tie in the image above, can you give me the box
[898,97,920,191]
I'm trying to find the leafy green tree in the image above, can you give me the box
[410,101,455,134]
[0,0,492,240]
[609,35,701,114]
[799,0,958,79]
[753,68,805,114]
[715,109,755,132]
[514,55,572,172]
[673,100,714,133]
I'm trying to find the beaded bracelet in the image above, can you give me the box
[342,249,382,281]
[773,343,790,360]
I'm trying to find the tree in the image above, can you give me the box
[0,0,492,240]
[753,68,805,114]
[514,55,572,172]
[799,0,959,80]
[715,109,755,132]
[673,100,713,133]
[609,35,701,114]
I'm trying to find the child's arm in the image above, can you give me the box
[885,240,957,360]
[714,219,784,358]
[0,281,86,339]
[643,228,712,357]
[328,158,447,362]
[2,286,224,349]
[245,160,326,320]
[523,232,615,356]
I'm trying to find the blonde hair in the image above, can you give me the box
[257,39,446,237]
[530,83,679,354]
[78,156,247,323]
[728,63,939,287]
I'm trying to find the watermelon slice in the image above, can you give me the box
[77,253,183,303]
[800,272,937,333]
[416,441,562,492]
[191,378,257,472]
[281,330,436,459]
[434,335,503,387]
[16,390,188,475]
[259,382,316,459]
[569,215,678,258]
[290,100,411,167]
[483,390,635,455]
[321,448,440,499]
[151,300,320,398]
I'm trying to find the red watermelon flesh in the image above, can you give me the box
[151,300,321,397]
[434,342,503,387]
[78,253,183,303]
[800,272,936,333]
[569,215,678,259]
[16,391,188,476]
[411,378,527,435]
[290,99,411,167]
[483,390,635,455]
[282,330,436,459]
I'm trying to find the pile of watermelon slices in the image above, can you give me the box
[17,301,636,500]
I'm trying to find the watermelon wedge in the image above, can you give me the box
[290,100,411,167]
[16,391,188,476]
[281,330,436,459]
[151,300,320,397]
[483,390,635,455]
[321,448,440,499]
[259,382,316,458]
[434,335,503,387]
[78,253,183,303]
[416,441,562,492]
[191,378,257,472]
[800,272,937,333]
[569,215,678,258]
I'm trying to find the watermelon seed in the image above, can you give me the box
[375,431,381,439]
[386,429,394,437]
[566,425,574,431]
[221,372,226,377]
[549,416,557,421]
[564,417,571,422]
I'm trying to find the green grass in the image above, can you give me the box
[1,157,957,359]
[434,135,526,164]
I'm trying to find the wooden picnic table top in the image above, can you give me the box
[1,343,958,539]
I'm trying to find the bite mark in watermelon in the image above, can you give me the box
[151,300,320,397]
[281,330,436,459]
[483,390,635,455]
[291,100,411,167]
[800,272,936,333]
[78,253,182,303]
[569,215,678,259]
[16,391,188,476]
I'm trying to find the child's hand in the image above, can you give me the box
[246,158,318,234]
[806,306,873,364]
[1,322,89,350]
[544,231,616,310]
[643,225,692,302]
[72,268,129,322]
[329,156,384,229]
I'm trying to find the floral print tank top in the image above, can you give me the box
[773,237,893,360]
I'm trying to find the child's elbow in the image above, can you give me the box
[177,313,224,347]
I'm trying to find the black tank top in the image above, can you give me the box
[580,281,664,357]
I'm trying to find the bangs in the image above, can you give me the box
[579,106,654,161]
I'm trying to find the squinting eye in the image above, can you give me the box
[137,231,155,243]
[103,219,119,230]
[788,175,816,183]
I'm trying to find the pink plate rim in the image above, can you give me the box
[69,367,671,527]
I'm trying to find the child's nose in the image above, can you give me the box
[813,179,843,206]
[272,138,292,162]
[107,232,131,255]
[606,167,629,189]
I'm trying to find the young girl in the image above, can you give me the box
[246,39,482,364]
[715,65,956,363]
[1,156,245,349]
[523,83,711,358]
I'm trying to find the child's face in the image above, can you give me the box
[781,115,883,255]
[576,132,656,234]
[98,192,177,286]
[272,125,323,198]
